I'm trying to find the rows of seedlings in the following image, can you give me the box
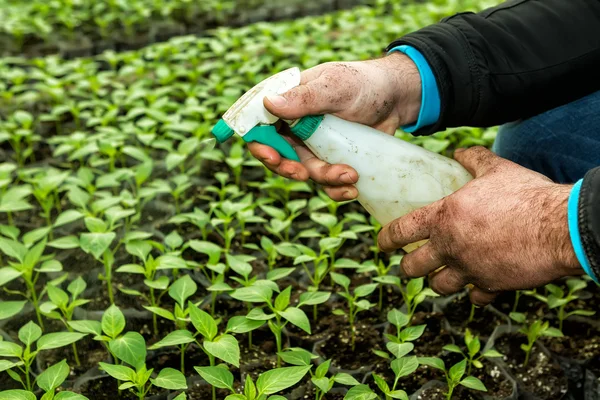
[0,0,598,399]
[0,0,376,58]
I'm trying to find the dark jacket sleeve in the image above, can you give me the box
[386,0,600,279]
[385,0,600,134]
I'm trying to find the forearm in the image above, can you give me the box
[386,0,600,135]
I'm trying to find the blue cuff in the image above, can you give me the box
[568,179,599,283]
[387,45,441,133]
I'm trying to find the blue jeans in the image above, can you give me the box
[492,90,600,184]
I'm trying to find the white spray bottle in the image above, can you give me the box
[211,67,473,252]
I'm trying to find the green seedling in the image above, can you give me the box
[0,183,33,225]
[22,167,70,236]
[0,236,63,329]
[373,276,439,324]
[358,255,403,310]
[443,328,502,375]
[0,110,40,166]
[99,338,187,400]
[40,277,91,366]
[245,236,300,271]
[116,238,188,334]
[195,365,312,400]
[0,321,86,391]
[375,308,425,359]
[205,172,241,203]
[187,239,226,316]
[417,358,487,400]
[169,208,211,241]
[509,312,563,366]
[331,272,377,351]
[260,199,307,242]
[231,284,313,366]
[252,174,312,204]
[527,279,595,331]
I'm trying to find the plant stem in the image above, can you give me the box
[180,344,185,373]
[27,280,44,330]
[313,304,318,322]
[468,303,476,324]
[209,354,216,400]
[446,384,454,400]
[211,291,217,317]
[512,291,521,313]
[379,285,383,311]
[524,349,531,367]
[150,288,158,335]
[103,253,114,304]
[25,364,31,391]
[558,305,565,332]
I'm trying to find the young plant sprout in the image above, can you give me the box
[116,238,187,334]
[373,276,439,324]
[417,358,487,400]
[0,236,61,330]
[195,365,312,400]
[442,328,503,375]
[260,199,307,242]
[331,272,377,351]
[231,284,313,366]
[358,255,403,310]
[527,278,595,331]
[509,312,563,366]
[40,277,90,366]
[0,321,86,391]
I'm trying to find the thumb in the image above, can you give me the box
[264,80,330,120]
[454,146,502,177]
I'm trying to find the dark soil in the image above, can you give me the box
[442,294,508,337]
[541,319,600,365]
[495,334,568,399]
[419,383,481,400]
[411,311,453,357]
[71,376,165,399]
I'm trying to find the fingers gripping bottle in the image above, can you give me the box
[211,67,473,252]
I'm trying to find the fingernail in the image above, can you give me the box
[343,189,357,200]
[339,172,351,184]
[267,95,287,108]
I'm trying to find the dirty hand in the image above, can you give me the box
[377,146,583,305]
[248,53,421,201]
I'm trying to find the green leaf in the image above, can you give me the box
[399,325,426,342]
[230,285,273,303]
[108,331,146,369]
[244,374,256,400]
[102,304,125,338]
[312,377,331,394]
[388,390,408,400]
[386,342,414,359]
[460,376,487,392]
[149,330,195,349]
[99,362,135,382]
[0,267,22,287]
[278,348,312,366]
[0,341,23,358]
[354,283,378,298]
[37,359,70,392]
[372,373,389,393]
[0,238,27,262]
[151,368,187,390]
[406,278,424,299]
[256,366,312,395]
[482,349,503,358]
[18,321,42,346]
[279,307,311,334]
[0,360,23,373]
[226,316,265,333]
[315,359,331,379]
[0,301,26,320]
[48,236,80,249]
[194,366,234,390]
[0,390,36,400]
[37,260,63,273]
[227,254,253,278]
[333,373,360,386]
[67,320,102,336]
[274,286,291,311]
[144,306,175,321]
[566,278,587,294]
[47,284,69,308]
[509,312,526,324]
[204,334,240,367]
[418,357,445,371]
[449,359,467,383]
[54,210,84,228]
[298,291,330,307]
[116,264,145,274]
[391,356,419,379]
[79,232,115,260]
[171,394,186,400]
[37,332,86,351]
[344,384,377,400]
[443,344,464,354]
[266,268,295,281]
[330,272,350,290]
[387,309,409,328]
[189,302,218,340]
[543,327,564,338]
[67,277,87,298]
[169,274,197,307]
[54,392,89,400]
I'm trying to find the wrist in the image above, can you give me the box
[384,52,422,125]
[544,184,583,277]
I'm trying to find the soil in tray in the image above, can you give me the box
[411,311,453,357]
[493,290,545,317]
[40,336,108,374]
[70,376,164,399]
[541,318,600,365]
[418,383,482,400]
[495,334,567,399]
[443,295,506,337]
[315,316,386,372]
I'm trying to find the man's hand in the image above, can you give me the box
[377,146,583,305]
[248,53,421,201]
